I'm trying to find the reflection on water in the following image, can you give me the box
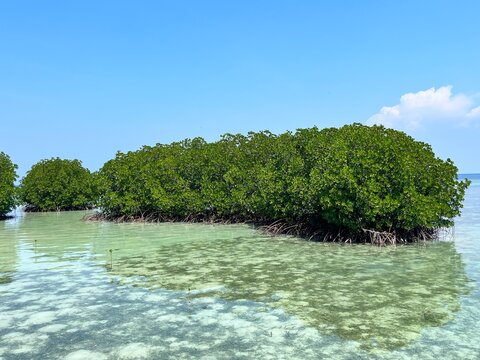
[0,181,479,359]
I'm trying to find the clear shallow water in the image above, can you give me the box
[0,181,479,359]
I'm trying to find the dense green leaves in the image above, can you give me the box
[97,124,469,241]
[19,158,98,211]
[0,152,18,217]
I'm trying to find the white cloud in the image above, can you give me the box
[466,106,480,118]
[367,86,480,129]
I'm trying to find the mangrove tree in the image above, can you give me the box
[95,124,469,244]
[0,152,18,218]
[19,158,98,211]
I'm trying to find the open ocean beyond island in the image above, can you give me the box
[0,176,479,359]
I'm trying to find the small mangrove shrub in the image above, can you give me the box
[19,158,98,212]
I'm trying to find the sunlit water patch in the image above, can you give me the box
[0,180,480,359]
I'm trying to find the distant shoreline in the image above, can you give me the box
[459,173,480,180]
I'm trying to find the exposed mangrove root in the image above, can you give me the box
[23,204,96,213]
[83,212,247,225]
[362,229,398,246]
[361,227,439,246]
[84,212,440,245]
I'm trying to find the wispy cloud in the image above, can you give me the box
[367,86,480,129]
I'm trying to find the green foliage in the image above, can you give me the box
[19,158,97,212]
[0,152,18,217]
[305,125,470,232]
[97,124,469,240]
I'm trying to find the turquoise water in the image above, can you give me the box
[0,180,479,359]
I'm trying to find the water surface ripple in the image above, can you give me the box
[0,180,479,359]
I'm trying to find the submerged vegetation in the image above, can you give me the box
[19,158,98,212]
[94,124,469,244]
[108,233,469,350]
[0,152,18,218]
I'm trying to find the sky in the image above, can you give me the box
[1,0,479,177]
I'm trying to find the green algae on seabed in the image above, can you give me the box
[0,230,17,286]
[0,274,13,285]
[108,236,470,351]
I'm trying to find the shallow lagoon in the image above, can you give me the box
[0,179,479,359]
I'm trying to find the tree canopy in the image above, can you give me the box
[19,158,98,212]
[0,152,18,218]
[96,124,469,243]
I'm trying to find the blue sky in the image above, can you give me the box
[1,0,479,176]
